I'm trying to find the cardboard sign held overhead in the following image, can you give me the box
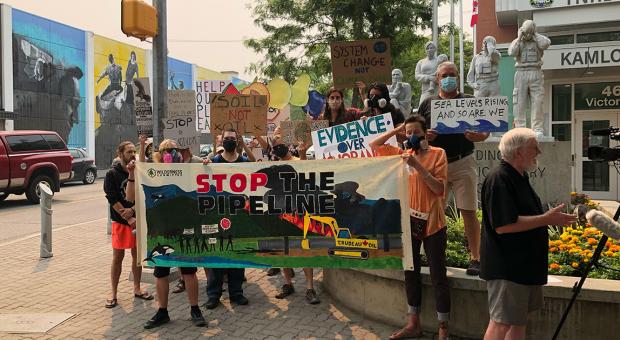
[330,38,392,89]
[133,77,153,137]
[209,94,268,141]
[164,90,200,154]
[280,120,329,146]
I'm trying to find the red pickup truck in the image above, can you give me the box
[0,130,73,204]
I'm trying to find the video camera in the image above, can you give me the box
[587,126,620,162]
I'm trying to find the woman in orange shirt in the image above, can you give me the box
[370,115,450,340]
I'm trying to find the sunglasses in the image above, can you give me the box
[160,148,179,153]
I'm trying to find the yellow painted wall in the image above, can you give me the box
[196,66,227,81]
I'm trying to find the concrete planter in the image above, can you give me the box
[322,267,620,339]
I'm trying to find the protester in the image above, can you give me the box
[204,128,250,310]
[418,61,489,276]
[362,82,405,126]
[138,135,154,163]
[126,139,207,329]
[370,115,450,340]
[103,141,153,309]
[480,128,576,340]
[318,87,363,127]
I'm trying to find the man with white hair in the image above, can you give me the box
[480,128,576,340]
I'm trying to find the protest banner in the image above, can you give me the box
[430,96,509,134]
[280,120,329,146]
[133,77,153,137]
[164,90,200,154]
[195,80,231,133]
[135,157,412,269]
[209,94,268,141]
[311,113,397,159]
[330,38,392,89]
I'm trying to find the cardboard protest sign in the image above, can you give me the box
[195,80,231,133]
[430,96,509,134]
[164,90,200,154]
[209,94,268,141]
[311,113,397,159]
[280,120,329,146]
[135,156,412,269]
[133,77,153,137]
[330,38,392,88]
[267,106,291,137]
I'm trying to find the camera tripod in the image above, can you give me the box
[552,203,620,340]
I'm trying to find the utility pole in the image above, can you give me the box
[432,0,439,47]
[152,0,167,147]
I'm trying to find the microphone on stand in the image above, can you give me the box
[586,209,620,240]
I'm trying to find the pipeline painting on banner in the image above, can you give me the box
[135,157,412,270]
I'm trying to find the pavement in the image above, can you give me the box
[0,216,432,339]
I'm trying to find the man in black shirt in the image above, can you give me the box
[103,141,153,308]
[480,128,575,339]
[418,61,489,276]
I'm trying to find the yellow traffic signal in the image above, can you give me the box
[121,0,158,40]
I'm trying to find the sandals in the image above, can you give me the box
[172,279,186,294]
[105,298,118,308]
[134,291,154,300]
[389,326,423,340]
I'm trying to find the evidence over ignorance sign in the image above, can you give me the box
[330,38,392,89]
[430,96,509,134]
[311,113,397,159]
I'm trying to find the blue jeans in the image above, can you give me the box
[206,268,245,299]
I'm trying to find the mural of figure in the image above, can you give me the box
[185,236,192,254]
[201,235,209,252]
[194,236,200,253]
[388,69,412,114]
[125,51,139,105]
[97,54,123,99]
[178,234,185,253]
[508,20,551,137]
[226,235,234,251]
[219,235,225,252]
[467,36,501,97]
[415,41,449,106]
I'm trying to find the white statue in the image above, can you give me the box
[467,36,501,97]
[388,69,412,114]
[508,20,551,138]
[415,41,448,105]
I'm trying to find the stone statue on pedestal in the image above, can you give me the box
[467,36,501,97]
[508,20,551,138]
[388,69,412,114]
[415,41,448,106]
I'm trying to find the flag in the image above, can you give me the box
[470,0,479,27]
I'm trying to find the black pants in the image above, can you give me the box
[206,268,244,299]
[153,266,197,278]
[405,224,450,317]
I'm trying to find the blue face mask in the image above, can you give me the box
[440,76,458,92]
[406,134,424,151]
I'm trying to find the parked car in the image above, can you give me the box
[68,148,97,185]
[0,130,73,204]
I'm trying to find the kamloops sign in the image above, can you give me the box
[543,45,620,69]
[526,0,620,10]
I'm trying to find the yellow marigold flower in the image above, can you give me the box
[605,251,614,257]
[550,263,560,270]
[549,247,558,253]
[572,236,580,242]
[571,192,577,196]
[588,253,593,258]
[566,227,574,232]
[571,262,579,268]
[587,238,598,245]
[583,258,589,263]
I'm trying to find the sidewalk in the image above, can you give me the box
[0,219,420,339]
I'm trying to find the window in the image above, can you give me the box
[551,84,572,141]
[577,31,620,44]
[70,149,81,159]
[42,134,66,150]
[6,135,50,152]
[550,35,574,45]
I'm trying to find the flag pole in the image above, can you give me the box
[458,0,465,92]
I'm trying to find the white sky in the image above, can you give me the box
[3,0,473,80]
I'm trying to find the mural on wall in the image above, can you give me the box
[168,57,192,90]
[94,35,146,167]
[195,66,226,81]
[12,9,86,147]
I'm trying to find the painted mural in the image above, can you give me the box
[94,35,146,167]
[168,57,192,90]
[12,9,86,147]
[196,66,226,81]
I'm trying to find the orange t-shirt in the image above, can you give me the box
[376,144,448,236]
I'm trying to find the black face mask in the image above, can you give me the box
[222,139,237,152]
[273,144,289,158]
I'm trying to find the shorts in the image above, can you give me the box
[487,279,544,326]
[447,154,478,211]
[111,222,136,249]
[153,266,198,278]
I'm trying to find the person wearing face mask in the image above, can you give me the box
[362,82,405,126]
[480,128,576,340]
[370,115,450,340]
[418,61,489,277]
[318,88,363,127]
[126,139,208,329]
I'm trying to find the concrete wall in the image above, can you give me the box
[323,268,620,339]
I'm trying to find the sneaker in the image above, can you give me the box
[275,284,295,299]
[305,289,320,304]
[230,295,249,305]
[204,297,220,310]
[191,308,207,327]
[172,279,185,294]
[144,310,170,329]
[266,268,281,276]
[466,260,480,276]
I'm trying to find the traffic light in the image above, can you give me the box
[121,0,158,40]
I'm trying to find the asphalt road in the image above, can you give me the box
[0,179,108,244]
